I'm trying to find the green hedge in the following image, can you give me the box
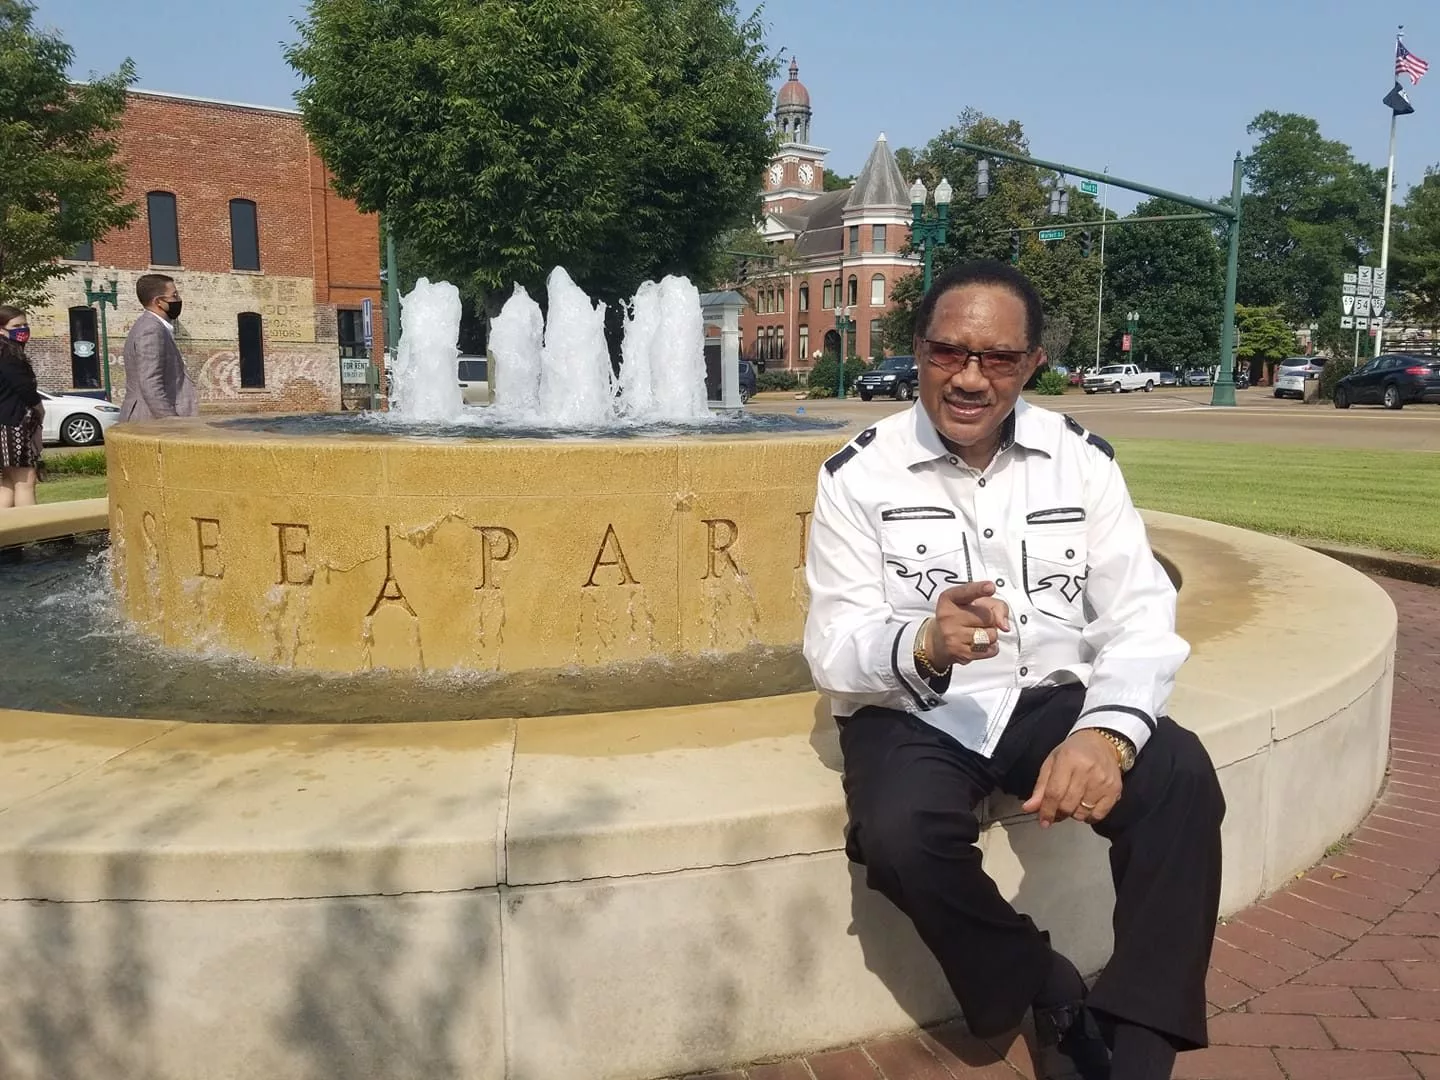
[1320,356,1356,401]
[45,449,107,476]
[1033,370,1069,396]
[805,355,873,399]
[756,369,799,392]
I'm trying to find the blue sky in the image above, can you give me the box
[35,0,1440,213]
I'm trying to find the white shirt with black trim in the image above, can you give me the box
[802,398,1188,758]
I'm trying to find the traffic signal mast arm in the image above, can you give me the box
[1010,213,1215,233]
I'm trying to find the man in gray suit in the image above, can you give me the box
[118,273,198,421]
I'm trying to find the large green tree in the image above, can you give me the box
[0,0,135,308]
[877,108,1101,366]
[1236,112,1383,327]
[1390,169,1440,337]
[1234,304,1296,381]
[288,0,776,315]
[1101,198,1224,371]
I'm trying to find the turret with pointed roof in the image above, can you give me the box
[845,133,910,213]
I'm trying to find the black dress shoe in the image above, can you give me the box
[1034,1000,1112,1080]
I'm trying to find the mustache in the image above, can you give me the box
[942,391,992,405]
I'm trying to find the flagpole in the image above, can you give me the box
[1376,108,1398,357]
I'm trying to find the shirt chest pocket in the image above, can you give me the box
[1023,530,1088,625]
[878,517,973,617]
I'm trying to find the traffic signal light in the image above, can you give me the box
[1010,231,1021,265]
[976,158,990,199]
[1080,230,1093,258]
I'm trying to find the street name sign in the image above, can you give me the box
[1038,229,1066,241]
[1080,180,1099,195]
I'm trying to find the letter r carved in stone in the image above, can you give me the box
[701,518,740,580]
[274,523,314,586]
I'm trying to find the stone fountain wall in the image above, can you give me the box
[106,422,847,673]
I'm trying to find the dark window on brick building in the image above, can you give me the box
[872,225,887,254]
[848,225,859,256]
[230,199,260,271]
[147,191,180,266]
[238,312,265,388]
[337,309,368,358]
[798,285,809,312]
[70,239,95,262]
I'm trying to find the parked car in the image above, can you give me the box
[1273,356,1327,399]
[738,359,757,404]
[1183,369,1209,387]
[1334,353,1440,410]
[457,356,489,405]
[1068,370,1086,386]
[855,355,919,401]
[39,390,120,446]
[1082,363,1161,393]
[1158,371,1178,387]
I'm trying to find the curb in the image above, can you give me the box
[1304,542,1440,589]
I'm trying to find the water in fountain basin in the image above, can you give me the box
[393,278,466,425]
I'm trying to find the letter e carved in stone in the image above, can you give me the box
[274,523,314,586]
[584,524,638,587]
[194,517,224,579]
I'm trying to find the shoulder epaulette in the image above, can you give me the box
[824,426,877,474]
[1062,413,1115,460]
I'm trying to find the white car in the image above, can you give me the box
[1273,357,1327,400]
[39,391,120,446]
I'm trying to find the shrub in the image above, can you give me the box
[45,449,107,476]
[1320,356,1356,401]
[805,355,872,399]
[1033,369,1069,396]
[756,369,799,393]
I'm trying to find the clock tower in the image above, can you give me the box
[763,59,827,215]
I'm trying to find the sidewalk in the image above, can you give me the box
[685,577,1440,1080]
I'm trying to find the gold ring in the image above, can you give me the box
[971,628,990,649]
[1079,801,1097,810]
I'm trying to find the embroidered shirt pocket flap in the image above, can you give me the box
[1025,506,1086,525]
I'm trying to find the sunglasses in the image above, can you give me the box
[920,339,1031,379]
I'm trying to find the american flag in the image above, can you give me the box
[1397,39,1429,85]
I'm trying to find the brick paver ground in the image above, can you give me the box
[682,577,1440,1079]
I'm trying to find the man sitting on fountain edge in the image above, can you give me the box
[802,259,1225,1080]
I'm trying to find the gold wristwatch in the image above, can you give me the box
[1095,729,1137,773]
[913,619,951,679]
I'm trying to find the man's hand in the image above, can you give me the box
[927,581,1011,668]
[1022,730,1123,827]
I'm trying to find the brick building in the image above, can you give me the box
[740,61,920,370]
[26,89,383,413]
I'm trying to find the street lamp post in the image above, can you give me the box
[909,177,953,293]
[1126,310,1139,361]
[834,305,855,398]
[82,275,120,400]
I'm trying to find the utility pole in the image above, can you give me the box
[1093,169,1109,372]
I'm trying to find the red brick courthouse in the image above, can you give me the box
[28,90,383,413]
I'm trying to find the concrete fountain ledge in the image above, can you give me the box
[0,506,1396,1080]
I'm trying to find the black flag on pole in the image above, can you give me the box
[1384,80,1416,115]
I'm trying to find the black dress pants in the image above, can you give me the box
[838,683,1225,1049]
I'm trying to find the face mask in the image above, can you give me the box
[6,327,29,345]
[164,299,183,322]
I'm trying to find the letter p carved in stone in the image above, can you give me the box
[474,526,518,590]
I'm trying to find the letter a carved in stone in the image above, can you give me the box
[368,525,417,616]
[584,524,638,587]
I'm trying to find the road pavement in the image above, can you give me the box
[752,386,1440,453]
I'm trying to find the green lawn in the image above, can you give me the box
[36,475,107,504]
[1116,439,1440,559]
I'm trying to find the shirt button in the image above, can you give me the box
[948,456,958,465]
[995,578,1005,587]
[1020,666,1029,676]
[1066,548,1075,559]
[917,544,927,554]
[1019,614,1028,624]
[983,528,993,538]
[978,478,987,487]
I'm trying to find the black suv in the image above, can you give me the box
[856,355,919,401]
[1334,353,1440,410]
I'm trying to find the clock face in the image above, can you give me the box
[798,164,814,186]
[768,163,783,187]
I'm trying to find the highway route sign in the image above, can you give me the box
[1341,316,1355,329]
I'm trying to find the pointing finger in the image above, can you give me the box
[938,581,996,609]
